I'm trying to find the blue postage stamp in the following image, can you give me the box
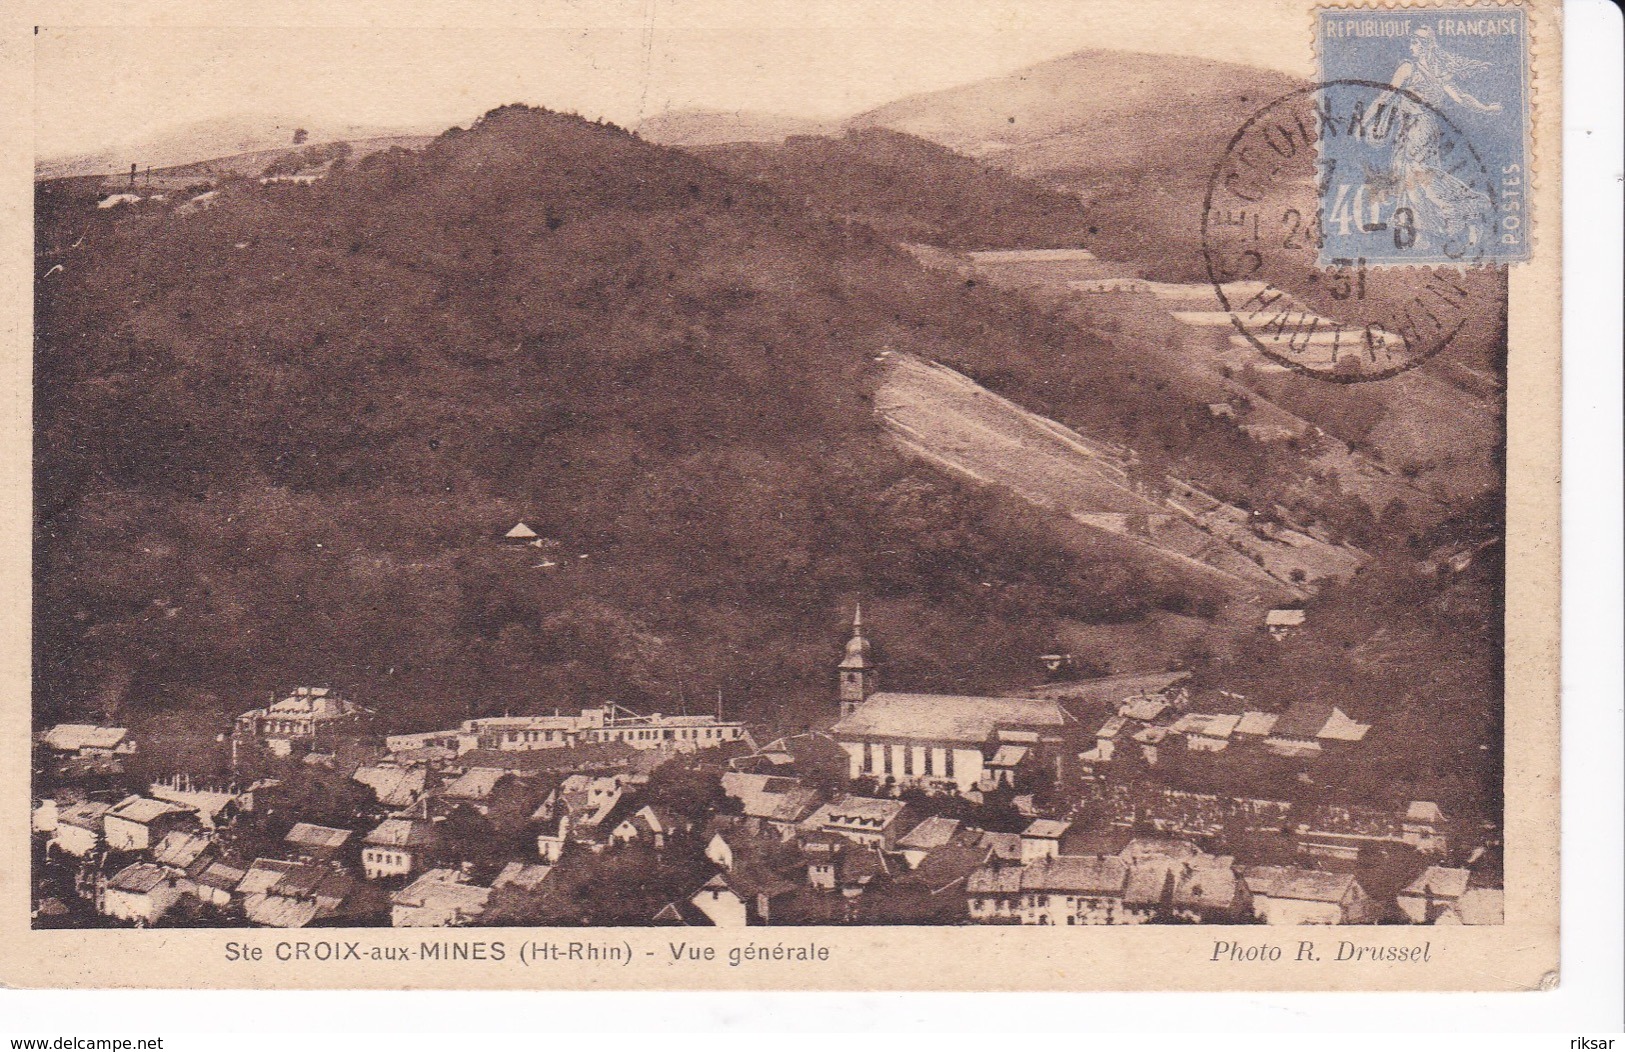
[1316,5,1529,265]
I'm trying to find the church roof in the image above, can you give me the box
[832,692,1067,745]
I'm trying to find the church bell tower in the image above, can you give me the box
[838,604,877,718]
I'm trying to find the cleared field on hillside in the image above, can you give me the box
[876,353,1366,605]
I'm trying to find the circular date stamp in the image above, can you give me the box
[1201,80,1501,383]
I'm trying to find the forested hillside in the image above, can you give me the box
[36,106,1229,735]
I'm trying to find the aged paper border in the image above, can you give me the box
[0,0,1562,992]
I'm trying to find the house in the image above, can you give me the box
[242,862,356,928]
[1168,858,1247,923]
[504,522,539,544]
[896,816,962,869]
[100,863,182,926]
[50,801,112,858]
[235,687,362,757]
[1016,856,1131,925]
[982,742,1034,788]
[1401,801,1450,854]
[1397,865,1472,923]
[1119,843,1245,923]
[689,873,750,926]
[704,829,738,871]
[610,805,685,849]
[190,861,247,909]
[1058,827,1134,860]
[491,861,553,894]
[1243,866,1377,924]
[655,873,752,927]
[979,830,1024,864]
[390,869,492,927]
[361,817,442,879]
[1266,608,1306,640]
[836,845,888,898]
[537,774,624,829]
[148,779,247,829]
[31,798,59,834]
[801,795,907,848]
[965,866,1024,922]
[719,772,822,839]
[743,731,852,785]
[903,841,991,896]
[352,764,427,810]
[967,856,1131,925]
[284,822,354,860]
[40,724,135,759]
[439,767,534,818]
[237,859,302,898]
[1170,713,1242,752]
[1019,819,1071,864]
[536,816,571,863]
[103,796,199,853]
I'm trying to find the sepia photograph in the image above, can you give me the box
[3,0,1572,993]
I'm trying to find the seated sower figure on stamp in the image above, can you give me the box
[1375,26,1506,254]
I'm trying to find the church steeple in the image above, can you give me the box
[838,604,877,717]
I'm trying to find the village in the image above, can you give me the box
[30,600,1503,931]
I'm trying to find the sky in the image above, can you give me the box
[34,0,1313,160]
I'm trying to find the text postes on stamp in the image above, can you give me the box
[1202,80,1504,382]
[1317,5,1530,266]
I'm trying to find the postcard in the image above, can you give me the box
[2,0,1560,990]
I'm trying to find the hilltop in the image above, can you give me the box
[849,49,1303,280]
[697,127,1095,250]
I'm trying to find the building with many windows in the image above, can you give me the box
[828,609,1071,795]
[385,705,748,757]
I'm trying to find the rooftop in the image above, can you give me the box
[807,795,906,829]
[152,830,213,869]
[442,767,512,800]
[364,817,440,849]
[1244,865,1357,903]
[1402,866,1470,900]
[108,795,194,826]
[1234,711,1279,736]
[42,724,129,751]
[898,816,962,852]
[1170,713,1242,739]
[1022,819,1071,840]
[394,869,492,914]
[832,692,1066,745]
[492,862,553,893]
[720,772,822,823]
[107,862,171,895]
[1021,856,1129,894]
[285,823,354,850]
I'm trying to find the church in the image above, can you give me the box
[829,607,1072,795]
